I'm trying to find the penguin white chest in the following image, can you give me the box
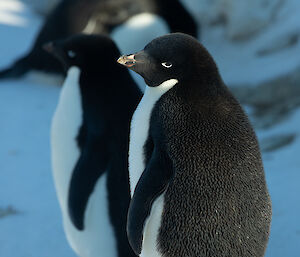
[51,66,83,207]
[51,67,117,257]
[128,79,178,196]
[129,79,177,257]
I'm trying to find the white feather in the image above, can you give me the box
[129,80,177,257]
[128,79,178,197]
[140,194,165,257]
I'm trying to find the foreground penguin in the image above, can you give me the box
[118,33,272,257]
[46,34,141,257]
[0,0,198,80]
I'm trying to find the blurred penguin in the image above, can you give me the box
[0,0,198,82]
[46,34,141,257]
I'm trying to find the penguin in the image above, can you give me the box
[0,0,93,79]
[117,33,272,257]
[45,34,141,257]
[0,0,198,81]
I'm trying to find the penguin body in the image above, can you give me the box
[0,0,198,80]
[51,66,117,257]
[118,33,271,257]
[48,34,141,257]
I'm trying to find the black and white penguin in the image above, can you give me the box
[118,33,272,257]
[45,34,141,257]
[0,0,198,81]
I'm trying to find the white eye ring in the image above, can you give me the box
[68,50,76,58]
[161,62,172,68]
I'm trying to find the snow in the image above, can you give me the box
[261,108,300,257]
[0,0,299,257]
[0,4,74,257]
[0,0,28,26]
[184,0,300,86]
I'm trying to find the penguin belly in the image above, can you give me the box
[140,194,165,257]
[63,173,117,257]
[129,79,178,196]
[51,67,117,257]
[128,80,178,257]
[51,67,83,208]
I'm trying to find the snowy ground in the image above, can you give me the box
[0,1,299,257]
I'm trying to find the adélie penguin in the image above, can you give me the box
[118,33,272,257]
[45,34,141,257]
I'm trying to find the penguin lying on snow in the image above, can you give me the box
[0,0,198,80]
[118,33,272,257]
[46,34,141,257]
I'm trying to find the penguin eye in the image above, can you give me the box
[161,62,172,68]
[68,50,76,58]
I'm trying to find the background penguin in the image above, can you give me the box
[45,34,141,257]
[118,33,272,257]
[0,0,198,81]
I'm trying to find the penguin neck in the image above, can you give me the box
[79,65,138,104]
[78,65,141,139]
[145,79,179,99]
[80,64,137,92]
[177,71,227,100]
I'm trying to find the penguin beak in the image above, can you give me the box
[117,51,152,67]
[117,54,136,68]
[43,42,70,71]
[117,50,152,75]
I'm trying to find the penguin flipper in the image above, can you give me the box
[68,136,109,230]
[127,146,173,255]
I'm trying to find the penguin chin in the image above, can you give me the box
[144,78,161,88]
[144,76,178,88]
[143,78,155,87]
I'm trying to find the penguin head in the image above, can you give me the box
[44,34,121,73]
[118,33,220,87]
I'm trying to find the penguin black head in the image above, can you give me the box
[44,34,121,73]
[118,33,220,88]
